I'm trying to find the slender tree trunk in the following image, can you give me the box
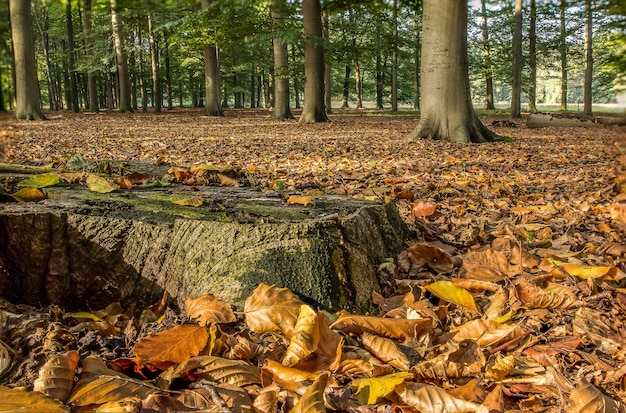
[250,64,256,108]
[355,60,363,109]
[139,27,147,111]
[34,9,56,110]
[391,0,398,112]
[342,65,350,108]
[0,64,5,111]
[66,0,79,112]
[413,9,421,111]
[268,61,274,108]
[291,46,300,109]
[202,0,222,116]
[178,81,183,107]
[323,8,332,114]
[148,13,161,113]
[271,0,292,119]
[511,0,522,118]
[130,50,137,110]
[409,0,499,143]
[481,0,495,110]
[583,0,593,116]
[164,31,173,110]
[299,0,328,123]
[528,0,537,113]
[83,0,99,112]
[559,0,568,110]
[258,68,266,108]
[110,0,131,112]
[376,55,383,109]
[10,0,46,120]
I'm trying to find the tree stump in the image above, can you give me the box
[0,182,409,313]
[527,112,625,128]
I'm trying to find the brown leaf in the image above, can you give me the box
[395,382,483,413]
[33,350,79,402]
[463,249,516,282]
[331,313,431,340]
[290,372,329,413]
[282,305,319,367]
[217,173,240,187]
[569,378,626,413]
[185,293,237,326]
[361,332,411,371]
[113,177,132,189]
[406,243,454,273]
[287,195,315,206]
[411,201,437,217]
[243,283,304,339]
[0,386,69,412]
[133,324,210,368]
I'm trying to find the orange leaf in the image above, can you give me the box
[331,313,431,340]
[244,283,304,339]
[287,195,315,207]
[185,293,237,326]
[411,201,436,217]
[133,324,210,369]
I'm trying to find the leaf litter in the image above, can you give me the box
[0,108,625,411]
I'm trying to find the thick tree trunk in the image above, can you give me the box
[83,0,98,112]
[527,112,614,128]
[110,0,131,112]
[202,0,222,117]
[559,0,568,111]
[291,47,300,109]
[271,0,293,120]
[299,0,328,123]
[481,0,495,110]
[148,14,161,113]
[528,0,537,113]
[511,0,522,118]
[66,0,79,112]
[583,0,593,116]
[10,0,45,120]
[409,0,499,143]
[0,182,408,313]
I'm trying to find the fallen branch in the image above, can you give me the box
[0,163,56,174]
[527,112,626,128]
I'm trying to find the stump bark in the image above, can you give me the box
[527,112,626,128]
[0,183,408,313]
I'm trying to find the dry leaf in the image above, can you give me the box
[353,372,413,405]
[244,283,304,339]
[94,397,142,412]
[361,332,411,371]
[282,305,319,367]
[411,201,437,217]
[12,187,45,202]
[406,243,454,273]
[451,319,523,348]
[290,372,329,413]
[69,375,159,406]
[0,385,69,412]
[569,378,626,413]
[185,293,237,325]
[425,280,478,312]
[171,196,203,207]
[86,174,115,193]
[33,350,79,402]
[463,249,516,281]
[287,195,315,207]
[133,324,210,368]
[113,177,132,189]
[331,313,431,340]
[396,382,485,413]
[217,173,240,187]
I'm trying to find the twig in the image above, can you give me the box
[189,380,234,413]
[0,163,56,174]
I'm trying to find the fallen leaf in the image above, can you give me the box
[12,187,45,202]
[287,195,314,207]
[171,196,203,207]
[185,293,237,325]
[33,351,79,402]
[17,172,60,188]
[395,382,484,413]
[86,174,114,193]
[353,371,413,405]
[244,283,304,339]
[133,324,211,368]
[425,280,478,312]
[0,386,69,412]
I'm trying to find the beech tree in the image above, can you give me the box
[10,0,45,120]
[110,0,132,113]
[271,0,293,120]
[299,0,328,123]
[410,0,498,143]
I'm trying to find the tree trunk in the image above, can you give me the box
[10,0,45,120]
[299,0,328,123]
[110,0,131,112]
[164,31,173,110]
[139,28,147,111]
[250,64,256,108]
[291,46,300,109]
[528,0,537,113]
[66,0,79,112]
[559,0,568,110]
[583,0,593,116]
[202,0,222,116]
[271,0,293,120]
[341,65,350,108]
[130,51,137,110]
[376,55,383,109]
[391,0,398,113]
[409,0,499,143]
[413,9,421,111]
[0,64,4,112]
[323,8,332,114]
[148,13,161,113]
[511,0,522,118]
[34,8,56,110]
[355,61,363,109]
[83,0,98,112]
[480,0,495,110]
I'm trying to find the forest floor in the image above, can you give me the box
[0,108,625,412]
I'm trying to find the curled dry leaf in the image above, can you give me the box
[569,378,626,413]
[253,389,278,413]
[12,187,45,202]
[485,355,516,382]
[262,359,321,392]
[217,173,240,187]
[361,332,411,371]
[290,372,329,413]
[0,385,69,412]
[133,324,211,368]
[69,375,159,407]
[515,278,582,309]
[185,293,237,326]
[194,356,262,387]
[282,305,319,367]
[244,283,304,339]
[331,313,431,341]
[94,397,142,413]
[451,319,523,348]
[395,382,485,413]
[33,350,79,402]
[406,243,454,274]
[293,309,343,372]
[539,258,626,281]
[413,340,486,379]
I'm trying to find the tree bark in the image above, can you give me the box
[376,55,383,109]
[299,0,328,123]
[511,0,522,118]
[413,8,421,111]
[323,8,332,114]
[110,0,131,112]
[202,0,222,116]
[559,0,568,110]
[528,0,537,113]
[33,7,56,110]
[341,65,350,108]
[83,0,98,112]
[355,60,363,109]
[391,0,398,113]
[66,0,79,112]
[583,0,593,116]
[271,0,293,120]
[0,64,4,112]
[480,0,495,110]
[148,13,161,113]
[409,0,499,143]
[164,31,173,110]
[10,0,45,120]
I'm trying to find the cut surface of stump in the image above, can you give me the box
[0,182,408,313]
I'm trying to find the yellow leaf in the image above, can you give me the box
[353,372,413,405]
[287,195,314,207]
[262,359,321,393]
[12,187,45,202]
[290,372,329,413]
[541,259,626,281]
[17,173,60,188]
[282,305,319,367]
[171,196,203,207]
[133,324,210,368]
[94,397,142,412]
[217,173,240,187]
[33,351,79,402]
[485,355,516,382]
[86,174,115,193]
[396,382,483,413]
[69,312,105,322]
[185,293,237,325]
[0,386,69,412]
[244,283,304,339]
[425,280,478,312]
